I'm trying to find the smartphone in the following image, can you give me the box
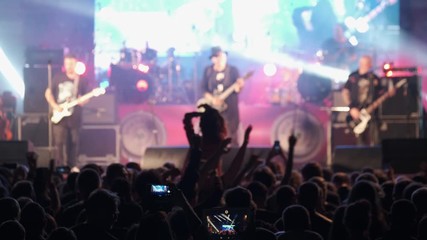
[56,166,71,174]
[274,140,281,152]
[204,208,252,240]
[150,184,172,197]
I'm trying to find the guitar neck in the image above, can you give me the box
[218,82,239,100]
[365,92,389,114]
[65,92,96,108]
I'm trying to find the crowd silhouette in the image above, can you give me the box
[0,104,427,240]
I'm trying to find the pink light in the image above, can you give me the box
[75,61,86,75]
[138,64,150,73]
[136,79,149,92]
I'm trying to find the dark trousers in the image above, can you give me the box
[53,124,80,167]
[357,120,380,146]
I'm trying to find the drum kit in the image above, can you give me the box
[116,46,191,104]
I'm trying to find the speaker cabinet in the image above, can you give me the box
[382,139,427,174]
[82,93,117,124]
[380,76,421,118]
[0,141,31,167]
[18,113,49,147]
[23,66,61,113]
[333,146,382,172]
[143,147,271,171]
[379,120,420,139]
[78,125,120,166]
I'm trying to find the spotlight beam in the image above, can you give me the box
[0,47,25,98]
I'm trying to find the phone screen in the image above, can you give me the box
[151,185,171,197]
[274,140,280,152]
[204,208,252,240]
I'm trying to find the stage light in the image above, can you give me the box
[0,47,25,98]
[383,63,392,71]
[355,18,369,33]
[349,36,359,46]
[138,64,150,73]
[136,79,149,92]
[386,70,393,77]
[99,80,110,89]
[263,63,277,77]
[75,61,86,75]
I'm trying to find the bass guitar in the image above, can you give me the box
[51,87,106,124]
[197,71,254,112]
[346,78,407,135]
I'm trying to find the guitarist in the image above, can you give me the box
[202,46,244,146]
[45,54,90,167]
[342,55,394,146]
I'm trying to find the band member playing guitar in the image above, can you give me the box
[342,55,395,146]
[201,47,245,146]
[45,54,91,167]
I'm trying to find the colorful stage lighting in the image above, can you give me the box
[136,79,149,92]
[75,61,86,75]
[386,70,393,77]
[138,64,150,73]
[263,63,277,77]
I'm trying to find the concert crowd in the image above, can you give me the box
[0,105,426,240]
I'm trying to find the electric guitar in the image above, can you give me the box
[51,87,106,124]
[0,113,12,140]
[346,78,407,135]
[197,71,254,112]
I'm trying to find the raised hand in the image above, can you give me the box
[289,134,297,147]
[243,125,252,144]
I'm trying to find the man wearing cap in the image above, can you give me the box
[201,47,244,145]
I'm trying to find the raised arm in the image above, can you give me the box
[281,134,297,185]
[222,125,252,188]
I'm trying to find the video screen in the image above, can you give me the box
[204,208,252,240]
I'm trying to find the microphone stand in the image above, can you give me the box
[47,60,54,159]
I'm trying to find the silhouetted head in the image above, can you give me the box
[133,169,162,202]
[11,180,36,200]
[126,162,142,172]
[298,182,320,211]
[252,166,276,189]
[282,205,311,231]
[247,181,268,209]
[0,197,20,224]
[111,178,132,201]
[356,172,379,184]
[344,200,371,234]
[348,180,378,207]
[81,163,103,176]
[85,189,119,229]
[390,199,417,232]
[224,186,253,208]
[411,187,427,217]
[332,172,351,187]
[418,216,427,240]
[301,162,323,181]
[276,185,297,213]
[137,211,173,240]
[76,169,101,200]
[16,197,33,210]
[20,202,46,238]
[322,168,333,181]
[393,179,412,201]
[168,207,191,240]
[105,163,128,188]
[402,182,423,200]
[47,227,76,240]
[0,220,25,240]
